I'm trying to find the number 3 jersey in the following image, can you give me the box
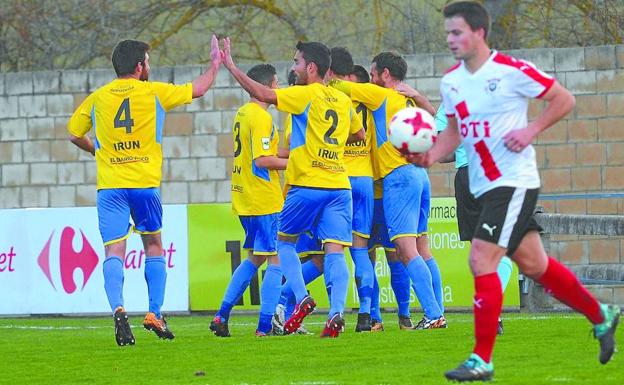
[440,51,555,198]
[275,83,362,190]
[230,102,283,216]
[67,78,192,189]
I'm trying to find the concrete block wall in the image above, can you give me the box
[1,46,623,289]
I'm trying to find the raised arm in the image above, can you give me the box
[395,83,437,116]
[220,37,277,104]
[191,34,222,98]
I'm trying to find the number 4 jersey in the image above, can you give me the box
[440,51,555,198]
[67,78,192,189]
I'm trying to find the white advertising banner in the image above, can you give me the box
[0,205,188,315]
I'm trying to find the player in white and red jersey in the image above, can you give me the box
[409,1,619,382]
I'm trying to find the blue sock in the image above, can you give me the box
[406,256,442,319]
[324,252,349,318]
[425,257,444,314]
[371,270,382,322]
[257,264,282,333]
[277,240,308,303]
[103,256,124,312]
[144,256,167,318]
[217,259,258,321]
[388,260,411,317]
[285,298,295,320]
[351,247,374,314]
[278,259,322,307]
[497,256,514,293]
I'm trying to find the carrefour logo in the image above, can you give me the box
[37,227,100,294]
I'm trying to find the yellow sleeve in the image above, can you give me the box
[275,86,311,114]
[67,93,95,138]
[328,79,353,96]
[251,113,275,160]
[349,107,363,134]
[150,82,193,111]
[330,80,388,111]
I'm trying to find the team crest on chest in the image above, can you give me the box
[485,78,501,94]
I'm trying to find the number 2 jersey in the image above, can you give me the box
[440,51,554,198]
[67,78,192,189]
[275,83,362,189]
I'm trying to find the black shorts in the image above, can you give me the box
[454,166,479,242]
[473,186,542,256]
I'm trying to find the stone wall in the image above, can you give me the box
[1,46,623,293]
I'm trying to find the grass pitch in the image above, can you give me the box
[0,312,622,385]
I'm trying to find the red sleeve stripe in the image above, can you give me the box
[535,80,555,99]
[493,52,555,90]
[446,114,455,118]
[445,62,461,74]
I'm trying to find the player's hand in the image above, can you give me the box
[220,37,235,70]
[395,83,422,99]
[503,126,537,153]
[404,151,433,168]
[210,34,221,67]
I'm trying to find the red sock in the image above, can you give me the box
[473,272,503,363]
[537,256,603,324]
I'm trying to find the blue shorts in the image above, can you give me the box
[296,232,323,256]
[368,198,395,251]
[97,188,162,246]
[383,165,430,241]
[279,186,353,246]
[239,214,278,255]
[349,176,374,239]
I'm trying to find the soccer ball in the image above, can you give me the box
[389,107,436,154]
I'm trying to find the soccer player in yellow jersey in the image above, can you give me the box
[209,64,288,337]
[331,52,447,329]
[67,36,221,346]
[328,47,375,332]
[221,38,365,337]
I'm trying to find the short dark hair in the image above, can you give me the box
[371,52,407,81]
[296,41,331,77]
[443,1,490,39]
[111,40,150,77]
[246,64,276,87]
[352,65,370,83]
[330,47,354,76]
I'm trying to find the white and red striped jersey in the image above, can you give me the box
[440,50,555,197]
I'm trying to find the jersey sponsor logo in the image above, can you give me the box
[232,165,242,175]
[311,160,345,173]
[112,140,141,151]
[460,120,491,138]
[37,227,99,294]
[109,156,149,164]
[261,137,270,150]
[231,184,244,193]
[346,139,366,147]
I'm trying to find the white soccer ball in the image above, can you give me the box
[389,107,436,154]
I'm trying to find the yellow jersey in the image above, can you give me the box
[275,83,362,189]
[330,80,417,178]
[231,102,283,216]
[67,78,192,189]
[344,101,373,177]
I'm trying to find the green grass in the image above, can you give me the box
[0,312,622,385]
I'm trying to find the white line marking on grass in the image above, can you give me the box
[0,315,581,331]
